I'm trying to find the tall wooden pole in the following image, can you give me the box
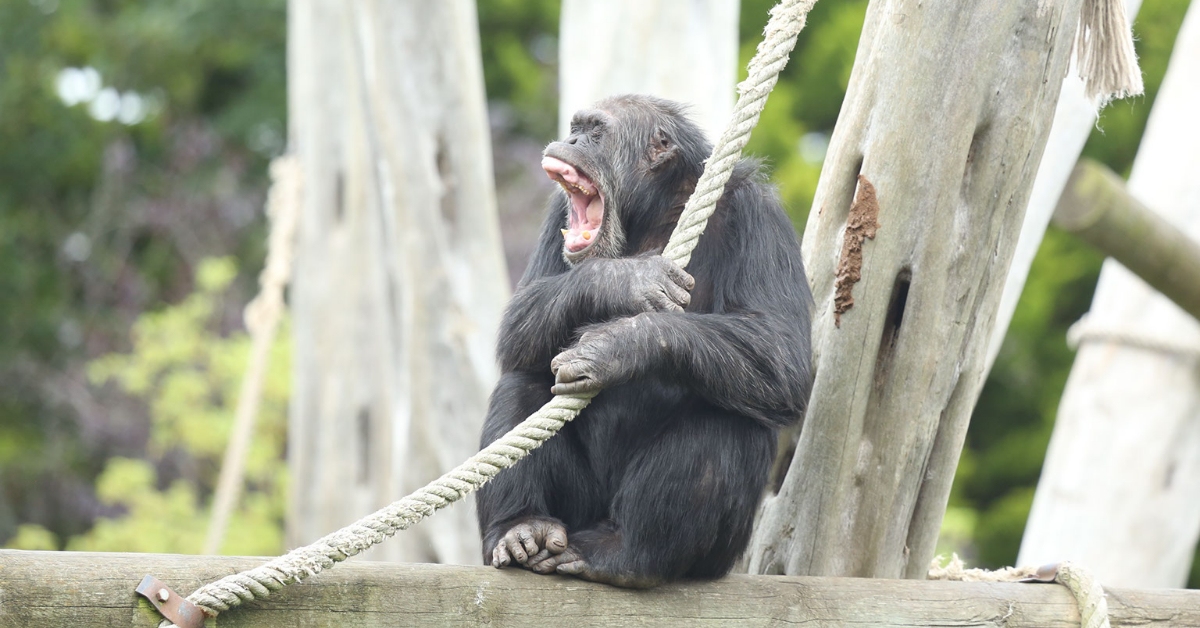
[748,0,1085,578]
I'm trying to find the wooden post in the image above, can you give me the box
[1053,159,1200,322]
[1018,0,1200,588]
[558,0,739,140]
[747,0,1085,579]
[4,550,1199,627]
[287,0,508,564]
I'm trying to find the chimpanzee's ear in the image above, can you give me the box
[649,129,678,171]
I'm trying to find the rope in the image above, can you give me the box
[929,555,1110,628]
[203,156,301,555]
[1075,0,1143,105]
[1067,314,1200,357]
[161,1,816,623]
[663,0,814,268]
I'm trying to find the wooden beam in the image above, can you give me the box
[1053,158,1200,322]
[2,550,1198,627]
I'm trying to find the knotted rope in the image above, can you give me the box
[162,1,816,623]
[929,555,1111,628]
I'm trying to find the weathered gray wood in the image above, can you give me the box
[2,550,1199,627]
[287,0,507,565]
[748,0,1084,579]
[985,0,1145,370]
[1019,1,1200,588]
[1053,158,1200,322]
[558,0,739,140]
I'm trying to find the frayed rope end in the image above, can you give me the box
[1075,0,1144,106]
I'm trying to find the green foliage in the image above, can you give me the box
[0,0,284,545]
[63,258,288,555]
[477,0,560,139]
[5,524,60,551]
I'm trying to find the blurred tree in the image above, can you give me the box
[5,258,290,554]
[287,0,507,565]
[0,0,285,545]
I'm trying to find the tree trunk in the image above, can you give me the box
[287,0,508,564]
[985,0,1144,369]
[558,0,739,140]
[747,0,1083,579]
[1018,0,1200,588]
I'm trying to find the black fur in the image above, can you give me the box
[477,95,813,588]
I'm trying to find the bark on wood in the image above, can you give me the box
[287,0,508,565]
[1018,1,1200,588]
[985,0,1145,370]
[1054,158,1200,322]
[4,550,1200,627]
[558,0,739,140]
[747,0,1084,579]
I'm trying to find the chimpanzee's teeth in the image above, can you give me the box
[559,180,593,197]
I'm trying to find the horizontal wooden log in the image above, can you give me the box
[1,550,1198,627]
[1054,158,1200,322]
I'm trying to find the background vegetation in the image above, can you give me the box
[0,0,1193,584]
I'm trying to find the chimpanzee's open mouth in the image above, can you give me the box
[541,156,604,254]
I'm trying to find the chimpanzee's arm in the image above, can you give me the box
[550,176,814,428]
[499,199,692,373]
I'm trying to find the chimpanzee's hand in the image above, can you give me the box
[551,317,654,395]
[587,256,694,314]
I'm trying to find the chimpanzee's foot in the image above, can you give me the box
[490,517,568,568]
[526,544,664,589]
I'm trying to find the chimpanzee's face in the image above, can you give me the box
[541,99,688,264]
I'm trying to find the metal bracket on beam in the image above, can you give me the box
[135,575,207,628]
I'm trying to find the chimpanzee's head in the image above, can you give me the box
[542,95,711,264]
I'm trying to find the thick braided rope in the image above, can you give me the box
[165,2,816,623]
[663,0,815,268]
[1057,562,1111,628]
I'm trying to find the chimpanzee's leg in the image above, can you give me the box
[527,409,774,587]
[476,371,604,568]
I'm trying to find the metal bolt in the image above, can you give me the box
[158,589,171,602]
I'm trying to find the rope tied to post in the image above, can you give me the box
[929,555,1111,628]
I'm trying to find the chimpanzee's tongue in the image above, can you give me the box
[542,157,604,252]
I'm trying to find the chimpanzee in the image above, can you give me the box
[476,95,813,588]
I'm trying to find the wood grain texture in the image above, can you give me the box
[748,0,1086,579]
[2,550,1199,627]
[985,0,1146,371]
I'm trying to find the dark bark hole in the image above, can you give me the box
[356,407,371,485]
[884,268,911,341]
[436,136,457,227]
[335,170,346,223]
[873,268,911,385]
